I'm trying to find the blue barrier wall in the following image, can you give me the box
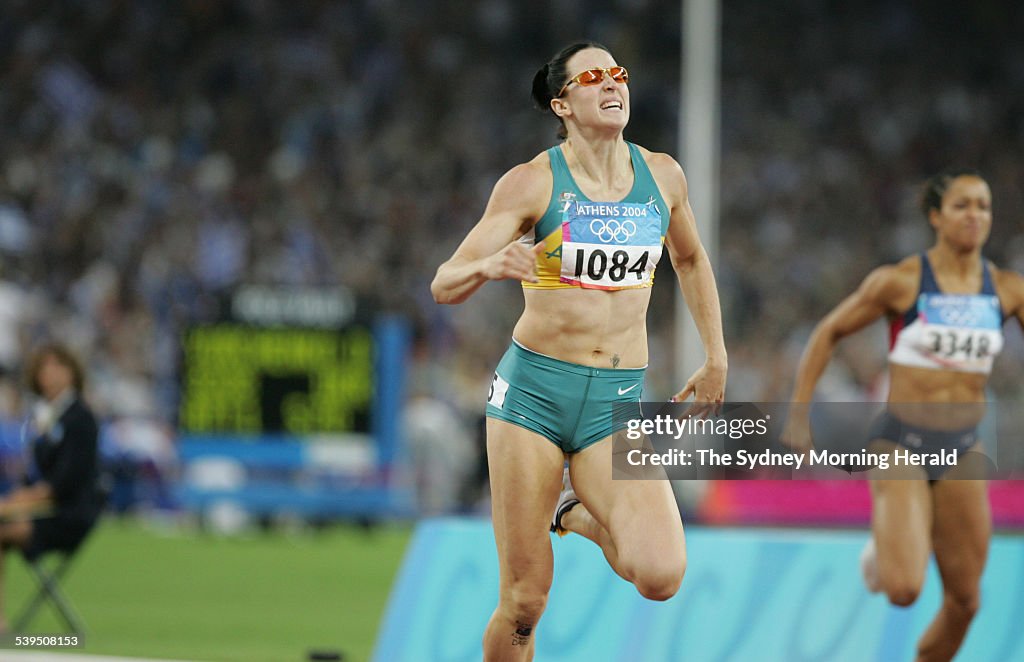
[374,519,1024,662]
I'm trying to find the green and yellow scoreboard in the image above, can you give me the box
[180,325,374,435]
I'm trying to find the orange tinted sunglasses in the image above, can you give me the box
[557,66,629,97]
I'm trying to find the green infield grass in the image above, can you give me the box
[5,517,412,662]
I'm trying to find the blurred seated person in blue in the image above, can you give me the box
[0,343,102,632]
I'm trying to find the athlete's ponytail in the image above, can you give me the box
[531,63,554,111]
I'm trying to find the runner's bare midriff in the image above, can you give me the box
[513,287,651,368]
[888,364,988,430]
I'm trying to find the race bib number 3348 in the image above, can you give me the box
[916,293,1003,369]
[559,201,663,289]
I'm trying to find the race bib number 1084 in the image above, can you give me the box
[559,201,663,289]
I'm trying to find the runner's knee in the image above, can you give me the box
[500,582,549,622]
[944,587,980,621]
[885,581,921,607]
[632,560,685,602]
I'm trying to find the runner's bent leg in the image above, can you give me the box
[869,476,932,607]
[561,436,685,601]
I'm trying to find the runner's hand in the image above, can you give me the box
[672,360,726,418]
[780,404,814,455]
[481,241,547,283]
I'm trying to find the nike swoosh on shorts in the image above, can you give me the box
[617,384,639,396]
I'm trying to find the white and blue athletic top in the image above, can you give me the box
[888,253,1005,374]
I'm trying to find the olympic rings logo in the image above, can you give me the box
[938,308,979,326]
[589,219,637,244]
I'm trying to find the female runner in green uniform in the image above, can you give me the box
[433,42,727,660]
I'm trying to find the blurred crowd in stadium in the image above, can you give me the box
[1,1,1022,513]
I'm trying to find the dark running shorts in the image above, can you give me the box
[868,411,978,481]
